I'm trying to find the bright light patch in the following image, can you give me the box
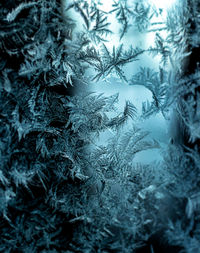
[149,0,176,9]
[97,0,113,12]
[99,0,177,12]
